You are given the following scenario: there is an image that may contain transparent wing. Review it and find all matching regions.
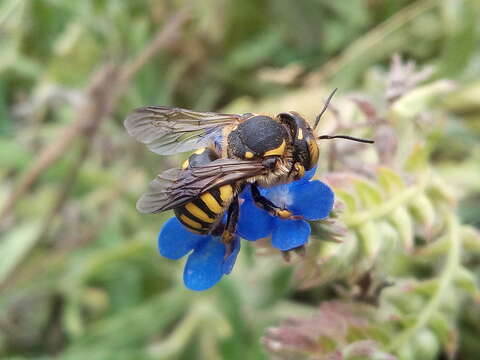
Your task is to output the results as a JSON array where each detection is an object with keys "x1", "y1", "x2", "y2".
[
  {"x1": 136, "y1": 158, "x2": 267, "y2": 213},
  {"x1": 124, "y1": 106, "x2": 246, "y2": 155}
]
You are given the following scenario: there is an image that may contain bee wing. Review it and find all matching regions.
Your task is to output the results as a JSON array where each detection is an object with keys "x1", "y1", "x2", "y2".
[
  {"x1": 124, "y1": 106, "x2": 248, "y2": 155},
  {"x1": 137, "y1": 158, "x2": 267, "y2": 213}
]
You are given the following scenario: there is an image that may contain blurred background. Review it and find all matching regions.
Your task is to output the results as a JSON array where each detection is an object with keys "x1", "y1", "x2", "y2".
[{"x1": 1, "y1": 1, "x2": 480, "y2": 359}]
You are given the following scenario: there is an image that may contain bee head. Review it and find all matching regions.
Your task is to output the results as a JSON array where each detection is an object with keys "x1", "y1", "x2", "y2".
[
  {"x1": 279, "y1": 89, "x2": 374, "y2": 178},
  {"x1": 278, "y1": 112, "x2": 319, "y2": 175}
]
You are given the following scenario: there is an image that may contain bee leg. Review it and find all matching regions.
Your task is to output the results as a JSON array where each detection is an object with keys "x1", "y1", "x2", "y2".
[
  {"x1": 221, "y1": 198, "x2": 239, "y2": 259},
  {"x1": 250, "y1": 184, "x2": 303, "y2": 220}
]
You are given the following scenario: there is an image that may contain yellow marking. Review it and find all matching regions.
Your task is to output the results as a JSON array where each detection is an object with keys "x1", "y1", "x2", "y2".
[
  {"x1": 277, "y1": 209, "x2": 292, "y2": 219},
  {"x1": 264, "y1": 139, "x2": 286, "y2": 157},
  {"x1": 180, "y1": 214, "x2": 202, "y2": 229},
  {"x1": 186, "y1": 202, "x2": 215, "y2": 223},
  {"x1": 200, "y1": 192, "x2": 223, "y2": 214},
  {"x1": 182, "y1": 159, "x2": 189, "y2": 169},
  {"x1": 295, "y1": 163, "x2": 305, "y2": 178},
  {"x1": 245, "y1": 151, "x2": 254, "y2": 159},
  {"x1": 297, "y1": 128, "x2": 304, "y2": 140},
  {"x1": 194, "y1": 148, "x2": 206, "y2": 155},
  {"x1": 219, "y1": 185, "x2": 233, "y2": 203},
  {"x1": 308, "y1": 138, "x2": 319, "y2": 165}
]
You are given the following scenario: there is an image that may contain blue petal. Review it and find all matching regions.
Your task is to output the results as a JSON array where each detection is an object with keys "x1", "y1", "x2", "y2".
[
  {"x1": 302, "y1": 167, "x2": 317, "y2": 182},
  {"x1": 289, "y1": 180, "x2": 334, "y2": 220},
  {"x1": 222, "y1": 236, "x2": 240, "y2": 275},
  {"x1": 183, "y1": 236, "x2": 225, "y2": 291},
  {"x1": 261, "y1": 183, "x2": 293, "y2": 210},
  {"x1": 239, "y1": 184, "x2": 253, "y2": 200},
  {"x1": 158, "y1": 217, "x2": 206, "y2": 260},
  {"x1": 271, "y1": 219, "x2": 311, "y2": 251},
  {"x1": 237, "y1": 199, "x2": 274, "y2": 241}
]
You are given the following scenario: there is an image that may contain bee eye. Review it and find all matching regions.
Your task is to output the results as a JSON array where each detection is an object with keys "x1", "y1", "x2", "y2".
[{"x1": 262, "y1": 157, "x2": 277, "y2": 169}]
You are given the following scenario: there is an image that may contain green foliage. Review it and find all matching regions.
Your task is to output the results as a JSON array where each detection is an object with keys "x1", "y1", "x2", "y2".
[
  {"x1": 1, "y1": 1, "x2": 480, "y2": 359},
  {"x1": 293, "y1": 83, "x2": 479, "y2": 359}
]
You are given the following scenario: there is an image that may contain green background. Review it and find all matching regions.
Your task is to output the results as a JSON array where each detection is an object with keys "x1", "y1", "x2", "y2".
[{"x1": 1, "y1": 1, "x2": 480, "y2": 359}]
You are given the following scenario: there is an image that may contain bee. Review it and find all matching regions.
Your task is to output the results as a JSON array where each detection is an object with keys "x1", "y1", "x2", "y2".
[{"x1": 124, "y1": 90, "x2": 373, "y2": 253}]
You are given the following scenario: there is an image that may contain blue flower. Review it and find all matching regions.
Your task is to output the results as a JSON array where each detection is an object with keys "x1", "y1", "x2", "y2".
[
  {"x1": 158, "y1": 217, "x2": 240, "y2": 291},
  {"x1": 237, "y1": 168, "x2": 334, "y2": 251},
  {"x1": 157, "y1": 168, "x2": 334, "y2": 291}
]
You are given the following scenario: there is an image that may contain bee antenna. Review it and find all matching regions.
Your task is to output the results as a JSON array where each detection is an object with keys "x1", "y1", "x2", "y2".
[
  {"x1": 317, "y1": 135, "x2": 374, "y2": 144},
  {"x1": 314, "y1": 88, "x2": 337, "y2": 130}
]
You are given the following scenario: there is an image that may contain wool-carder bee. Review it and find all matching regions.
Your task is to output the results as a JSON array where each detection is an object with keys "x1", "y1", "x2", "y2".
[{"x1": 125, "y1": 90, "x2": 373, "y2": 254}]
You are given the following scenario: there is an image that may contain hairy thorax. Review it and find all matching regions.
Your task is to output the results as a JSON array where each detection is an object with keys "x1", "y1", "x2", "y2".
[{"x1": 248, "y1": 148, "x2": 294, "y2": 188}]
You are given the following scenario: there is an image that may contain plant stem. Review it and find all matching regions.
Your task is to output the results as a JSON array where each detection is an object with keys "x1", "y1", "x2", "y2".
[
  {"x1": 387, "y1": 210, "x2": 461, "y2": 351},
  {"x1": 345, "y1": 174, "x2": 429, "y2": 227},
  {"x1": 306, "y1": 0, "x2": 438, "y2": 84}
]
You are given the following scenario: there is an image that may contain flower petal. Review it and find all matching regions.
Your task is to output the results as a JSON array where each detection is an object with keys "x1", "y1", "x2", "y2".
[
  {"x1": 237, "y1": 199, "x2": 274, "y2": 241},
  {"x1": 239, "y1": 184, "x2": 254, "y2": 200},
  {"x1": 302, "y1": 167, "x2": 317, "y2": 182},
  {"x1": 271, "y1": 219, "x2": 311, "y2": 251},
  {"x1": 158, "y1": 217, "x2": 206, "y2": 260},
  {"x1": 262, "y1": 184, "x2": 293, "y2": 209},
  {"x1": 289, "y1": 180, "x2": 334, "y2": 220},
  {"x1": 183, "y1": 237, "x2": 225, "y2": 291},
  {"x1": 222, "y1": 236, "x2": 240, "y2": 275}
]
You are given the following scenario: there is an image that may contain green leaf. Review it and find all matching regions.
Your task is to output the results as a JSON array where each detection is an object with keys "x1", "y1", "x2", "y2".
[
  {"x1": 412, "y1": 329, "x2": 440, "y2": 360},
  {"x1": 428, "y1": 312, "x2": 451, "y2": 345},
  {"x1": 336, "y1": 189, "x2": 358, "y2": 214},
  {"x1": 409, "y1": 193, "x2": 436, "y2": 228},
  {"x1": 460, "y1": 226, "x2": 480, "y2": 253},
  {"x1": 377, "y1": 221, "x2": 400, "y2": 251},
  {"x1": 412, "y1": 279, "x2": 439, "y2": 297},
  {"x1": 438, "y1": 0, "x2": 477, "y2": 76},
  {"x1": 354, "y1": 179, "x2": 383, "y2": 207},
  {"x1": 389, "y1": 207, "x2": 413, "y2": 252},
  {"x1": 376, "y1": 221, "x2": 401, "y2": 272},
  {"x1": 388, "y1": 290, "x2": 426, "y2": 315},
  {"x1": 443, "y1": 80, "x2": 480, "y2": 113},
  {"x1": 391, "y1": 80, "x2": 455, "y2": 120},
  {"x1": 0, "y1": 221, "x2": 41, "y2": 284},
  {"x1": 405, "y1": 143, "x2": 429, "y2": 172},
  {"x1": 453, "y1": 266, "x2": 478, "y2": 296},
  {"x1": 378, "y1": 167, "x2": 405, "y2": 195},
  {"x1": 357, "y1": 221, "x2": 382, "y2": 260},
  {"x1": 0, "y1": 138, "x2": 33, "y2": 170}
]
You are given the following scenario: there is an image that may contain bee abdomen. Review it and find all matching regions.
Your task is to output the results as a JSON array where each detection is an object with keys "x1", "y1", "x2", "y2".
[
  {"x1": 175, "y1": 147, "x2": 236, "y2": 234},
  {"x1": 174, "y1": 184, "x2": 235, "y2": 234},
  {"x1": 174, "y1": 201, "x2": 216, "y2": 234}
]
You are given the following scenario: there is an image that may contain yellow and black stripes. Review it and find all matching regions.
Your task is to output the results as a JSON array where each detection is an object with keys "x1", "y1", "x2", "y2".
[
  {"x1": 174, "y1": 184, "x2": 236, "y2": 234},
  {"x1": 175, "y1": 147, "x2": 238, "y2": 234},
  {"x1": 175, "y1": 203, "x2": 213, "y2": 234}
]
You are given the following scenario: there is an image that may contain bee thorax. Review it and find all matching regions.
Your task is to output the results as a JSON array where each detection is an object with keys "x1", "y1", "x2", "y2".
[{"x1": 250, "y1": 157, "x2": 294, "y2": 187}]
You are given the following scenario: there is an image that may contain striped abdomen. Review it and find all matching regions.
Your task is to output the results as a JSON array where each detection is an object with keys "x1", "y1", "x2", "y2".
[{"x1": 174, "y1": 147, "x2": 236, "y2": 234}]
